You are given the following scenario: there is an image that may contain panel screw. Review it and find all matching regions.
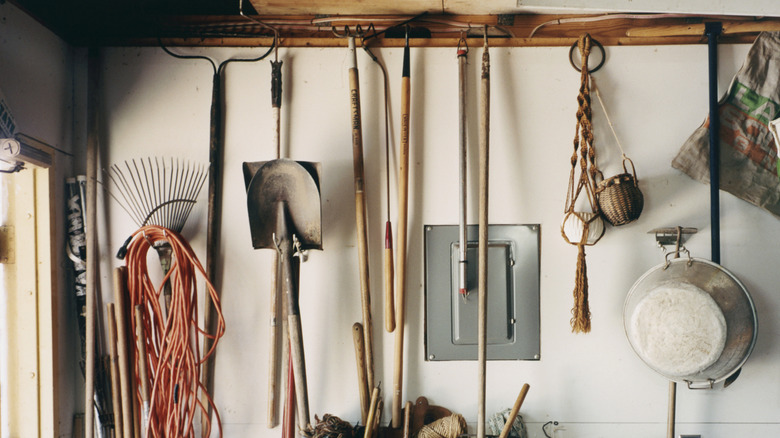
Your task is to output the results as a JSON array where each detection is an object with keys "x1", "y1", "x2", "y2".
[
  {"x1": 428, "y1": 354, "x2": 435, "y2": 360},
  {"x1": 534, "y1": 354, "x2": 540, "y2": 360},
  {"x1": 426, "y1": 226, "x2": 432, "y2": 232}
]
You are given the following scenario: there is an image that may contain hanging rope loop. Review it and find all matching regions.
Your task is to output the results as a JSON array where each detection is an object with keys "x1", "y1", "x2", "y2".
[{"x1": 562, "y1": 33, "x2": 605, "y2": 334}]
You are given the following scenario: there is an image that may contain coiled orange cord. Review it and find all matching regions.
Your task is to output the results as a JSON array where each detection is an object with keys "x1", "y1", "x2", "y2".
[{"x1": 124, "y1": 225, "x2": 226, "y2": 437}]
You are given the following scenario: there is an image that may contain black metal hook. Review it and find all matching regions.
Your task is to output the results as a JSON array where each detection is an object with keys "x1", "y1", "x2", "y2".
[{"x1": 568, "y1": 38, "x2": 606, "y2": 73}]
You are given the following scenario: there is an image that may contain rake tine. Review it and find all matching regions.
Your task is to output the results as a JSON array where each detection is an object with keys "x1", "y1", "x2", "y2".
[
  {"x1": 113, "y1": 163, "x2": 147, "y2": 227},
  {"x1": 108, "y1": 156, "x2": 207, "y2": 235},
  {"x1": 106, "y1": 166, "x2": 144, "y2": 226}
]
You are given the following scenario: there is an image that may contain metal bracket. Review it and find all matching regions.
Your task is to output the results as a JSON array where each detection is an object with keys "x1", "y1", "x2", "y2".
[{"x1": 648, "y1": 226, "x2": 697, "y2": 248}]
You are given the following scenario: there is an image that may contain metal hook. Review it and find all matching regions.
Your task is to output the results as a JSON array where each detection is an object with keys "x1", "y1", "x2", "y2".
[
  {"x1": 542, "y1": 421, "x2": 559, "y2": 438},
  {"x1": 331, "y1": 24, "x2": 368, "y2": 39},
  {"x1": 457, "y1": 31, "x2": 468, "y2": 54},
  {"x1": 292, "y1": 234, "x2": 309, "y2": 262},
  {"x1": 568, "y1": 37, "x2": 606, "y2": 73}
]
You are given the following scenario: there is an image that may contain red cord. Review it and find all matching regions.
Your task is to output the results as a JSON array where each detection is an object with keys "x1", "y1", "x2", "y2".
[{"x1": 125, "y1": 225, "x2": 226, "y2": 437}]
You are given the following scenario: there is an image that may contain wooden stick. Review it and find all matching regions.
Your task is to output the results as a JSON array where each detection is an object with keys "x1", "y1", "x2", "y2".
[
  {"x1": 113, "y1": 267, "x2": 134, "y2": 438},
  {"x1": 363, "y1": 387, "x2": 381, "y2": 438},
  {"x1": 402, "y1": 401, "x2": 412, "y2": 438},
  {"x1": 392, "y1": 31, "x2": 411, "y2": 429},
  {"x1": 268, "y1": 251, "x2": 282, "y2": 428},
  {"x1": 352, "y1": 323, "x2": 370, "y2": 425},
  {"x1": 667, "y1": 381, "x2": 676, "y2": 438},
  {"x1": 498, "y1": 384, "x2": 530, "y2": 438},
  {"x1": 85, "y1": 46, "x2": 100, "y2": 438},
  {"x1": 384, "y1": 221, "x2": 395, "y2": 333},
  {"x1": 349, "y1": 36, "x2": 376, "y2": 393},
  {"x1": 202, "y1": 69, "x2": 223, "y2": 437},
  {"x1": 134, "y1": 306, "x2": 151, "y2": 435},
  {"x1": 477, "y1": 32, "x2": 490, "y2": 438},
  {"x1": 282, "y1": 341, "x2": 296, "y2": 438},
  {"x1": 107, "y1": 304, "x2": 123, "y2": 438},
  {"x1": 627, "y1": 20, "x2": 780, "y2": 38}
]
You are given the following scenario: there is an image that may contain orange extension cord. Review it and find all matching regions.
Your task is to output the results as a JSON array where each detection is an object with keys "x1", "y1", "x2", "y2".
[{"x1": 124, "y1": 225, "x2": 226, "y2": 437}]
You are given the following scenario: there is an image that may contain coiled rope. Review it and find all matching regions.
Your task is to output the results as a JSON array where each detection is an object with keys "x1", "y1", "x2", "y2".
[
  {"x1": 124, "y1": 225, "x2": 226, "y2": 437},
  {"x1": 417, "y1": 414, "x2": 467, "y2": 438}
]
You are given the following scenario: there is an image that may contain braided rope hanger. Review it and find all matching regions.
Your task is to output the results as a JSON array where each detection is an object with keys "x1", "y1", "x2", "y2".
[{"x1": 561, "y1": 33, "x2": 605, "y2": 333}]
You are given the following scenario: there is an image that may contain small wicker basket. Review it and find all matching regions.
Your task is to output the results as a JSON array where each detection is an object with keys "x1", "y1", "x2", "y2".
[{"x1": 596, "y1": 157, "x2": 644, "y2": 226}]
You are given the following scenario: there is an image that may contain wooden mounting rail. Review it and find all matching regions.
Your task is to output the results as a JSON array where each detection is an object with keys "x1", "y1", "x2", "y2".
[{"x1": 73, "y1": 14, "x2": 779, "y2": 47}]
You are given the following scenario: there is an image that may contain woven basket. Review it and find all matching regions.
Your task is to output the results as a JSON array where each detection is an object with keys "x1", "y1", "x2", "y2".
[{"x1": 596, "y1": 157, "x2": 644, "y2": 226}]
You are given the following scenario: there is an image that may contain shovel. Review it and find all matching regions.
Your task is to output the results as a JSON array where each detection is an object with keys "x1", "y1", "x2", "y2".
[{"x1": 244, "y1": 158, "x2": 322, "y2": 432}]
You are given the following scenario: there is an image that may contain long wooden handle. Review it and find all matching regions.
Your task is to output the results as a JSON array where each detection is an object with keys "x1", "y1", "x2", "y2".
[
  {"x1": 402, "y1": 401, "x2": 412, "y2": 438},
  {"x1": 283, "y1": 341, "x2": 296, "y2": 438},
  {"x1": 392, "y1": 71, "x2": 411, "y2": 429},
  {"x1": 477, "y1": 40, "x2": 490, "y2": 438},
  {"x1": 107, "y1": 304, "x2": 124, "y2": 438},
  {"x1": 85, "y1": 47, "x2": 100, "y2": 438},
  {"x1": 667, "y1": 381, "x2": 676, "y2": 438},
  {"x1": 363, "y1": 387, "x2": 381, "y2": 438},
  {"x1": 384, "y1": 221, "x2": 395, "y2": 333},
  {"x1": 352, "y1": 323, "x2": 370, "y2": 424},
  {"x1": 113, "y1": 267, "x2": 135, "y2": 438},
  {"x1": 288, "y1": 314, "x2": 310, "y2": 432},
  {"x1": 498, "y1": 384, "x2": 530, "y2": 438},
  {"x1": 134, "y1": 306, "x2": 150, "y2": 432},
  {"x1": 202, "y1": 71, "x2": 223, "y2": 437},
  {"x1": 268, "y1": 251, "x2": 282, "y2": 428},
  {"x1": 626, "y1": 21, "x2": 780, "y2": 38},
  {"x1": 349, "y1": 37, "x2": 375, "y2": 394}
]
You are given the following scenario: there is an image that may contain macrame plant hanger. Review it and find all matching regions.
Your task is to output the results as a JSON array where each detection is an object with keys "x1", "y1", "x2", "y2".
[{"x1": 561, "y1": 34, "x2": 605, "y2": 333}]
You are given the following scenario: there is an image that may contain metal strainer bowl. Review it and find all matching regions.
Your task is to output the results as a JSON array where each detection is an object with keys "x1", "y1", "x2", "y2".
[{"x1": 624, "y1": 257, "x2": 757, "y2": 388}]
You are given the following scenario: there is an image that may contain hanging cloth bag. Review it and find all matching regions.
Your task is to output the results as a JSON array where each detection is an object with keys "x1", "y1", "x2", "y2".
[{"x1": 561, "y1": 34, "x2": 605, "y2": 333}]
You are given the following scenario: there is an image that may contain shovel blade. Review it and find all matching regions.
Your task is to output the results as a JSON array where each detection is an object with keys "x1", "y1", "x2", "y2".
[{"x1": 244, "y1": 158, "x2": 322, "y2": 250}]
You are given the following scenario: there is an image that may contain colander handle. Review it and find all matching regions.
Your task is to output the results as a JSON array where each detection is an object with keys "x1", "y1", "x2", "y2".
[{"x1": 685, "y1": 378, "x2": 715, "y2": 390}]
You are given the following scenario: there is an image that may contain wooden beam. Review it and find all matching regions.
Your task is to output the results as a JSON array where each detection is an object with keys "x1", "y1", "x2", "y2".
[{"x1": 83, "y1": 14, "x2": 770, "y2": 47}]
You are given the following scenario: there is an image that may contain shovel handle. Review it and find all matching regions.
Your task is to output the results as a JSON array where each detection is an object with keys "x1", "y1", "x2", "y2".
[{"x1": 268, "y1": 251, "x2": 282, "y2": 428}]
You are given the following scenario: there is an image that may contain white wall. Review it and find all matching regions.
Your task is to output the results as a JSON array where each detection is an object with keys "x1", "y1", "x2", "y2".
[{"x1": 93, "y1": 40, "x2": 780, "y2": 438}]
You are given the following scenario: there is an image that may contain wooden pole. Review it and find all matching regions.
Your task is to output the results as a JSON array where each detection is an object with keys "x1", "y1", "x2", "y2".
[
  {"x1": 106, "y1": 304, "x2": 123, "y2": 438},
  {"x1": 352, "y1": 323, "x2": 370, "y2": 425},
  {"x1": 113, "y1": 267, "x2": 134, "y2": 438},
  {"x1": 477, "y1": 31, "x2": 490, "y2": 438},
  {"x1": 392, "y1": 30, "x2": 411, "y2": 429},
  {"x1": 349, "y1": 36, "x2": 376, "y2": 393},
  {"x1": 498, "y1": 384, "x2": 530, "y2": 438},
  {"x1": 84, "y1": 46, "x2": 100, "y2": 438}
]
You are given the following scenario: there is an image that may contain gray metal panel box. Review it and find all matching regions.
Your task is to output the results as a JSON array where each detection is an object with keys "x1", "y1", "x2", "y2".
[{"x1": 424, "y1": 224, "x2": 540, "y2": 361}]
